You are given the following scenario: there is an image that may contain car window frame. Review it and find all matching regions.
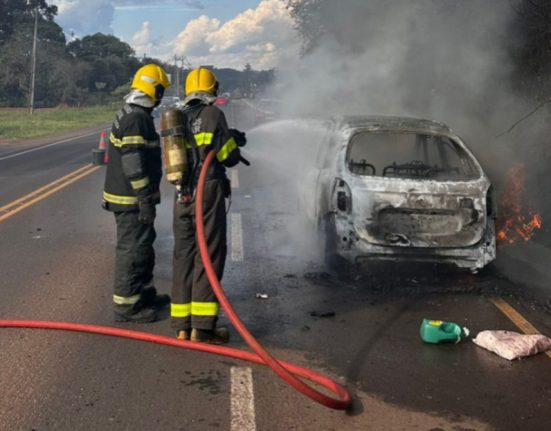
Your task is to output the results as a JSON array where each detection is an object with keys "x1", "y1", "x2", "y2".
[{"x1": 344, "y1": 128, "x2": 483, "y2": 181}]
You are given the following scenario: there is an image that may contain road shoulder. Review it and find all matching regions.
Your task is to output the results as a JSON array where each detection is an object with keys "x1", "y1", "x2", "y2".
[{"x1": 0, "y1": 124, "x2": 110, "y2": 148}]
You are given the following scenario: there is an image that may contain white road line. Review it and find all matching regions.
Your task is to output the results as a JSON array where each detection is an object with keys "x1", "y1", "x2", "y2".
[
  {"x1": 231, "y1": 169, "x2": 239, "y2": 189},
  {"x1": 231, "y1": 213, "x2": 243, "y2": 262},
  {"x1": 0, "y1": 130, "x2": 104, "y2": 161},
  {"x1": 231, "y1": 367, "x2": 256, "y2": 431}
]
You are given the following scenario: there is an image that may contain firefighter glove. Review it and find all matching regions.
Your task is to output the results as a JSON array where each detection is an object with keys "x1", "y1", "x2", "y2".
[
  {"x1": 138, "y1": 199, "x2": 156, "y2": 224},
  {"x1": 230, "y1": 129, "x2": 247, "y2": 147}
]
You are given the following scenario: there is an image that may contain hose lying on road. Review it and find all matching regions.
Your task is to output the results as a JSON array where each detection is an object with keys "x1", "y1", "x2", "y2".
[{"x1": 0, "y1": 150, "x2": 351, "y2": 411}]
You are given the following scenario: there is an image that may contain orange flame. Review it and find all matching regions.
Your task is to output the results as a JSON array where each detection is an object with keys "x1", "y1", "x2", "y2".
[{"x1": 496, "y1": 163, "x2": 542, "y2": 246}]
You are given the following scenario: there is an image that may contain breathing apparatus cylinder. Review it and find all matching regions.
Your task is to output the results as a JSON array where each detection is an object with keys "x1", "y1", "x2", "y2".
[{"x1": 160, "y1": 108, "x2": 188, "y2": 184}]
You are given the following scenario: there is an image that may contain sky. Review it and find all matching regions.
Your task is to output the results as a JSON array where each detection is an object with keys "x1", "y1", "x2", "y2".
[{"x1": 50, "y1": 0, "x2": 301, "y2": 70}]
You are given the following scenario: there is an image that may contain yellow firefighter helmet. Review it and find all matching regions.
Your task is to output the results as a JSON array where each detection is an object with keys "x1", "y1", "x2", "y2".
[
  {"x1": 185, "y1": 67, "x2": 218, "y2": 96},
  {"x1": 131, "y1": 64, "x2": 171, "y2": 102}
]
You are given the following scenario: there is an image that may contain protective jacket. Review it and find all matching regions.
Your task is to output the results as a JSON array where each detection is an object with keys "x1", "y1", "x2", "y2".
[
  {"x1": 171, "y1": 98, "x2": 241, "y2": 332},
  {"x1": 181, "y1": 100, "x2": 241, "y2": 188},
  {"x1": 103, "y1": 103, "x2": 162, "y2": 212}
]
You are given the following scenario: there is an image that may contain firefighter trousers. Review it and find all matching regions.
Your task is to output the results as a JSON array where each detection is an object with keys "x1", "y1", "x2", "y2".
[
  {"x1": 171, "y1": 179, "x2": 227, "y2": 331},
  {"x1": 113, "y1": 211, "x2": 156, "y2": 302}
]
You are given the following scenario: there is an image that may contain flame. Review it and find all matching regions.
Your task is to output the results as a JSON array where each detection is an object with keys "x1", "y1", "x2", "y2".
[{"x1": 496, "y1": 163, "x2": 542, "y2": 246}]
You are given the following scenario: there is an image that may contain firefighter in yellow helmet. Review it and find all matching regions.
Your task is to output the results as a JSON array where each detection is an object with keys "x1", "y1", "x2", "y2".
[
  {"x1": 171, "y1": 67, "x2": 247, "y2": 343},
  {"x1": 103, "y1": 64, "x2": 171, "y2": 323}
]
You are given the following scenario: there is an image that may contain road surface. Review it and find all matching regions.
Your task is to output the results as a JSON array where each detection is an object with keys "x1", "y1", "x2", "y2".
[{"x1": 0, "y1": 102, "x2": 550, "y2": 430}]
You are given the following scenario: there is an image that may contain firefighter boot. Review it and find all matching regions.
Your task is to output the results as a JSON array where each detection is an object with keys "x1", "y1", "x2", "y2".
[
  {"x1": 191, "y1": 327, "x2": 230, "y2": 344},
  {"x1": 141, "y1": 286, "x2": 171, "y2": 308},
  {"x1": 176, "y1": 330, "x2": 190, "y2": 341},
  {"x1": 114, "y1": 303, "x2": 157, "y2": 323}
]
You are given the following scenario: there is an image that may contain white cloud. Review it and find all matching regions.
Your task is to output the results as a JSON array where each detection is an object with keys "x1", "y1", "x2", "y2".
[
  {"x1": 52, "y1": 0, "x2": 300, "y2": 70},
  {"x1": 131, "y1": 21, "x2": 152, "y2": 57},
  {"x1": 171, "y1": 0, "x2": 300, "y2": 69},
  {"x1": 173, "y1": 15, "x2": 221, "y2": 57},
  {"x1": 53, "y1": 0, "x2": 115, "y2": 35}
]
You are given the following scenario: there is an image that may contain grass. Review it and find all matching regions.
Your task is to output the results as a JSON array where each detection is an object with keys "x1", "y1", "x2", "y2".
[{"x1": 0, "y1": 106, "x2": 117, "y2": 141}]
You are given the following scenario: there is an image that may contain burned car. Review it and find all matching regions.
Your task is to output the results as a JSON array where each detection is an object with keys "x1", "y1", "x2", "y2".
[{"x1": 313, "y1": 116, "x2": 496, "y2": 273}]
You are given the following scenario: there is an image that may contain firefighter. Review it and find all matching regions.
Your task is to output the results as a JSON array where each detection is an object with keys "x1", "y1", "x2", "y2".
[
  {"x1": 103, "y1": 64, "x2": 171, "y2": 323},
  {"x1": 171, "y1": 67, "x2": 246, "y2": 343}
]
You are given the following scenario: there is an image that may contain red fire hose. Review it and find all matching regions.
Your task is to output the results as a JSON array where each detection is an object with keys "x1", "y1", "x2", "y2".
[{"x1": 0, "y1": 151, "x2": 351, "y2": 410}]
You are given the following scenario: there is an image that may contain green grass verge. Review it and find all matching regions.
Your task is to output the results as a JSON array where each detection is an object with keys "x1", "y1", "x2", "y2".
[{"x1": 0, "y1": 106, "x2": 117, "y2": 140}]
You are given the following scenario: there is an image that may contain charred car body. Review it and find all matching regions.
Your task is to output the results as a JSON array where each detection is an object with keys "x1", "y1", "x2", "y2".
[{"x1": 313, "y1": 116, "x2": 496, "y2": 272}]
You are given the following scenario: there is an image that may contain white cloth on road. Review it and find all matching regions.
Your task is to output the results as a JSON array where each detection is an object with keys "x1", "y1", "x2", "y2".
[{"x1": 473, "y1": 330, "x2": 551, "y2": 360}]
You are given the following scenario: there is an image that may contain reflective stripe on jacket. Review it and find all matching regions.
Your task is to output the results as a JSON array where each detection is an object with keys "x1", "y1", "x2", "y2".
[
  {"x1": 183, "y1": 103, "x2": 241, "y2": 180},
  {"x1": 103, "y1": 104, "x2": 162, "y2": 212}
]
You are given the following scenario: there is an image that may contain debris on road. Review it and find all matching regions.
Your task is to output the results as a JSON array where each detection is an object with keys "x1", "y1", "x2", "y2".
[
  {"x1": 256, "y1": 293, "x2": 269, "y2": 299},
  {"x1": 420, "y1": 319, "x2": 469, "y2": 344},
  {"x1": 304, "y1": 272, "x2": 332, "y2": 281},
  {"x1": 310, "y1": 310, "x2": 336, "y2": 318},
  {"x1": 473, "y1": 330, "x2": 551, "y2": 360}
]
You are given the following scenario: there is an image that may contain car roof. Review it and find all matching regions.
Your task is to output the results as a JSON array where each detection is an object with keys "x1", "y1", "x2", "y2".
[{"x1": 332, "y1": 115, "x2": 455, "y2": 136}]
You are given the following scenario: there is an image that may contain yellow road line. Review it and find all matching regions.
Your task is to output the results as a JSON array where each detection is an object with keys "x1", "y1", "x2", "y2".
[
  {"x1": 491, "y1": 297, "x2": 551, "y2": 359},
  {"x1": 0, "y1": 164, "x2": 93, "y2": 213},
  {"x1": 0, "y1": 164, "x2": 100, "y2": 223}
]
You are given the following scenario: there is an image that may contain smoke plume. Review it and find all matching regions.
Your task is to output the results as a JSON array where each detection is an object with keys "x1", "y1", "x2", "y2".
[{"x1": 272, "y1": 1, "x2": 533, "y2": 169}]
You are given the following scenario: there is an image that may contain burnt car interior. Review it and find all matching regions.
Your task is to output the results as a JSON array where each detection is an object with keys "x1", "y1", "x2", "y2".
[{"x1": 347, "y1": 131, "x2": 480, "y2": 180}]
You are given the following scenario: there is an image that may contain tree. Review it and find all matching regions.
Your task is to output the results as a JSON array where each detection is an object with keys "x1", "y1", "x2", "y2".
[
  {"x1": 66, "y1": 33, "x2": 141, "y2": 95},
  {"x1": 0, "y1": 0, "x2": 65, "y2": 106},
  {"x1": 0, "y1": 1, "x2": 65, "y2": 107},
  {"x1": 0, "y1": 0, "x2": 57, "y2": 46},
  {"x1": 67, "y1": 33, "x2": 135, "y2": 60},
  {"x1": 0, "y1": 30, "x2": 33, "y2": 106}
]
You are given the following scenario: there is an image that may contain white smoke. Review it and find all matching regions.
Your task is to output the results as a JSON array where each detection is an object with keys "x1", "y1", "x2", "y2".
[{"x1": 266, "y1": 0, "x2": 537, "y2": 181}]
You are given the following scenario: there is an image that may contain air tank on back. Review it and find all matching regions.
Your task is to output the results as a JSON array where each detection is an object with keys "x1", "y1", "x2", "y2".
[{"x1": 160, "y1": 107, "x2": 188, "y2": 184}]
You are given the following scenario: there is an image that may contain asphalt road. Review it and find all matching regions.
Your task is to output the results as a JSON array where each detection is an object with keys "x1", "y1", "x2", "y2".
[{"x1": 0, "y1": 102, "x2": 550, "y2": 430}]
